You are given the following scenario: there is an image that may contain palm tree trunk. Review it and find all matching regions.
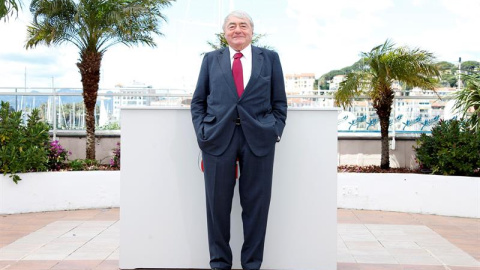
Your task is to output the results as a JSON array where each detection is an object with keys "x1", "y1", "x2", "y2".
[
  {"x1": 77, "y1": 50, "x2": 102, "y2": 160},
  {"x1": 373, "y1": 88, "x2": 394, "y2": 169},
  {"x1": 378, "y1": 115, "x2": 390, "y2": 169}
]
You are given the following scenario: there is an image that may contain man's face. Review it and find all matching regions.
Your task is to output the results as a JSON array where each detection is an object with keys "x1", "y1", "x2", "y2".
[{"x1": 224, "y1": 16, "x2": 253, "y2": 51}]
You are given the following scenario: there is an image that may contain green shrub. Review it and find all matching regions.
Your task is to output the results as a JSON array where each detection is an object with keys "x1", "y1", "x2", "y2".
[
  {"x1": 68, "y1": 159, "x2": 99, "y2": 171},
  {"x1": 414, "y1": 119, "x2": 480, "y2": 176},
  {"x1": 69, "y1": 159, "x2": 85, "y2": 171},
  {"x1": 0, "y1": 101, "x2": 50, "y2": 183},
  {"x1": 98, "y1": 122, "x2": 121, "y2": 130}
]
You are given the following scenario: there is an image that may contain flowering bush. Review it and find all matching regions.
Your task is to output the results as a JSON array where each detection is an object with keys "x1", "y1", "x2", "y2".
[
  {"x1": 48, "y1": 140, "x2": 71, "y2": 171},
  {"x1": 110, "y1": 142, "x2": 120, "y2": 169}
]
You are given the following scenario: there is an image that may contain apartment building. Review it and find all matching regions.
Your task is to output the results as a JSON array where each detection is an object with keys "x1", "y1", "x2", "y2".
[{"x1": 285, "y1": 73, "x2": 316, "y2": 94}]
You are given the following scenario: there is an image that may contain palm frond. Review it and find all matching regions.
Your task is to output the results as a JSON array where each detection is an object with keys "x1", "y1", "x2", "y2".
[
  {"x1": 387, "y1": 46, "x2": 440, "y2": 90},
  {"x1": 0, "y1": 0, "x2": 21, "y2": 20},
  {"x1": 26, "y1": 0, "x2": 175, "y2": 53},
  {"x1": 334, "y1": 71, "x2": 370, "y2": 108},
  {"x1": 452, "y1": 73, "x2": 480, "y2": 130},
  {"x1": 26, "y1": 0, "x2": 79, "y2": 49}
]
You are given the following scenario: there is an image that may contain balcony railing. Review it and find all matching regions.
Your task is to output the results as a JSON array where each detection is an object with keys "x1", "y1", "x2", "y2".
[{"x1": 0, "y1": 87, "x2": 458, "y2": 140}]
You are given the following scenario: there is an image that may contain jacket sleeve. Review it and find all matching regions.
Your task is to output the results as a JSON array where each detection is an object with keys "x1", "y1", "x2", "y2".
[
  {"x1": 271, "y1": 51, "x2": 288, "y2": 138},
  {"x1": 191, "y1": 54, "x2": 210, "y2": 139}
]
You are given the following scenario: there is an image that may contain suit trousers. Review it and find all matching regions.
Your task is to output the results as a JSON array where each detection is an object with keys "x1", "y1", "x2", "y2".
[{"x1": 202, "y1": 125, "x2": 275, "y2": 270}]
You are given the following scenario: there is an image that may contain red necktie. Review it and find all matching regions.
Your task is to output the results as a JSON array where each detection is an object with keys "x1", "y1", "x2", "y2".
[{"x1": 232, "y1": 52, "x2": 244, "y2": 97}]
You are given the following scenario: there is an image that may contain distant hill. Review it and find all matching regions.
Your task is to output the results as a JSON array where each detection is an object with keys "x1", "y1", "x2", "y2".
[
  {"x1": 0, "y1": 88, "x2": 114, "y2": 112},
  {"x1": 436, "y1": 60, "x2": 480, "y2": 87},
  {"x1": 317, "y1": 59, "x2": 366, "y2": 90},
  {"x1": 0, "y1": 89, "x2": 82, "y2": 110},
  {"x1": 318, "y1": 60, "x2": 480, "y2": 89},
  {"x1": 0, "y1": 91, "x2": 49, "y2": 109}
]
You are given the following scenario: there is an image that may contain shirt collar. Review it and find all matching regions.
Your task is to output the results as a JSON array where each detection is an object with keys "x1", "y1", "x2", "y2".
[{"x1": 229, "y1": 44, "x2": 252, "y2": 60}]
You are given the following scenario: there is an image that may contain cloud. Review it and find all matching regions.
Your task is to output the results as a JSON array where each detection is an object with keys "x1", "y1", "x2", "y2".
[
  {"x1": 411, "y1": 0, "x2": 428, "y2": 7},
  {"x1": 1, "y1": 0, "x2": 478, "y2": 88},
  {"x1": 286, "y1": 0, "x2": 393, "y2": 46},
  {"x1": 0, "y1": 51, "x2": 57, "y2": 64},
  {"x1": 0, "y1": 27, "x2": 79, "y2": 87},
  {"x1": 390, "y1": 0, "x2": 480, "y2": 62},
  {"x1": 284, "y1": 0, "x2": 394, "y2": 75},
  {"x1": 283, "y1": 0, "x2": 479, "y2": 77},
  {"x1": 440, "y1": 0, "x2": 480, "y2": 60},
  {"x1": 98, "y1": 38, "x2": 204, "y2": 90}
]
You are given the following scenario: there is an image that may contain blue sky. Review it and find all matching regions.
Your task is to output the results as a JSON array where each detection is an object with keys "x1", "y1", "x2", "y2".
[{"x1": 0, "y1": 0, "x2": 479, "y2": 91}]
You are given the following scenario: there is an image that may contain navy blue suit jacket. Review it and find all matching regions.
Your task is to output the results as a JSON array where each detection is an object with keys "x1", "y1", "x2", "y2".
[{"x1": 191, "y1": 46, "x2": 287, "y2": 157}]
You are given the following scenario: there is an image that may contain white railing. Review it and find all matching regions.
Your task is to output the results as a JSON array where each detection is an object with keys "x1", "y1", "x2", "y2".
[{"x1": 0, "y1": 87, "x2": 457, "y2": 140}]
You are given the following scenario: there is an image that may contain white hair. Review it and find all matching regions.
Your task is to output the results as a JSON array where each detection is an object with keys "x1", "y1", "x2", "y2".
[{"x1": 223, "y1": 10, "x2": 254, "y2": 31}]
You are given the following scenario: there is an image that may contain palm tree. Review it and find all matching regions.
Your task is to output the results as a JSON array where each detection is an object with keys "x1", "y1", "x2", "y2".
[
  {"x1": 26, "y1": 0, "x2": 175, "y2": 159},
  {"x1": 453, "y1": 73, "x2": 480, "y2": 131},
  {"x1": 0, "y1": 0, "x2": 21, "y2": 20},
  {"x1": 335, "y1": 40, "x2": 439, "y2": 169}
]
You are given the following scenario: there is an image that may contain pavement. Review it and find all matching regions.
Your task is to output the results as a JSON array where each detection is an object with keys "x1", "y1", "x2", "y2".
[{"x1": 0, "y1": 208, "x2": 478, "y2": 270}]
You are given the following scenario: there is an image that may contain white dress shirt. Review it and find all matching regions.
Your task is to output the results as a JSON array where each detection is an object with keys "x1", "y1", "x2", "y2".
[{"x1": 229, "y1": 44, "x2": 252, "y2": 90}]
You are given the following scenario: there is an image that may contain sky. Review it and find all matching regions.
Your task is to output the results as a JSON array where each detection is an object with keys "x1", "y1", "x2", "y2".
[{"x1": 0, "y1": 0, "x2": 479, "y2": 92}]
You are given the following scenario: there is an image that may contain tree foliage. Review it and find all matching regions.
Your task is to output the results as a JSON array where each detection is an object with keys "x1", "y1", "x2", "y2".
[
  {"x1": 334, "y1": 39, "x2": 440, "y2": 169},
  {"x1": 435, "y1": 60, "x2": 480, "y2": 87},
  {"x1": 26, "y1": 0, "x2": 174, "y2": 51},
  {"x1": 452, "y1": 73, "x2": 480, "y2": 131},
  {"x1": 462, "y1": 61, "x2": 480, "y2": 72},
  {"x1": 436, "y1": 61, "x2": 455, "y2": 71},
  {"x1": 0, "y1": 0, "x2": 21, "y2": 20}
]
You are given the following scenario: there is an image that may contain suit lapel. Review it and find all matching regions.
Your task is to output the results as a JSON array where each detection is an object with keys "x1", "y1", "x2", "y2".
[
  {"x1": 218, "y1": 48, "x2": 237, "y2": 96},
  {"x1": 217, "y1": 46, "x2": 264, "y2": 99}
]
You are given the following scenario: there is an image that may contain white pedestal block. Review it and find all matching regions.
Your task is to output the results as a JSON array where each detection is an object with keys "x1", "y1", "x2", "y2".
[{"x1": 120, "y1": 107, "x2": 338, "y2": 270}]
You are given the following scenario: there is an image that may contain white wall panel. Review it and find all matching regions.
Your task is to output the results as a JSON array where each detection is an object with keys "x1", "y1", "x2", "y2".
[{"x1": 120, "y1": 108, "x2": 338, "y2": 270}]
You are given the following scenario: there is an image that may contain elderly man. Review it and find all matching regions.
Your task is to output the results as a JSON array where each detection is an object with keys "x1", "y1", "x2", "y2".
[{"x1": 191, "y1": 10, "x2": 287, "y2": 270}]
